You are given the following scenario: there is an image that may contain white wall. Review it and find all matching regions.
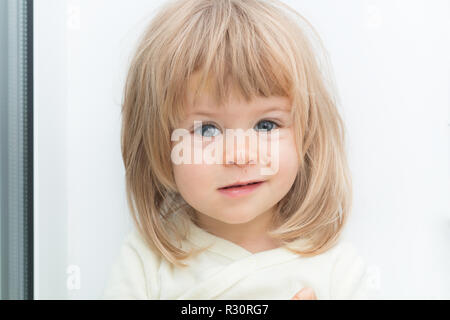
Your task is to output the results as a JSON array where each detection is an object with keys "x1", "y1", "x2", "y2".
[{"x1": 35, "y1": 0, "x2": 450, "y2": 299}]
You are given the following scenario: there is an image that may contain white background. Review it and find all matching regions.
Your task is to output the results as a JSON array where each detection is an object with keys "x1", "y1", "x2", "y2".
[{"x1": 34, "y1": 0, "x2": 450, "y2": 299}]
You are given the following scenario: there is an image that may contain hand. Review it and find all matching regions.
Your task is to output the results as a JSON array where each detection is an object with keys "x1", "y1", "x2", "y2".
[{"x1": 291, "y1": 287, "x2": 317, "y2": 300}]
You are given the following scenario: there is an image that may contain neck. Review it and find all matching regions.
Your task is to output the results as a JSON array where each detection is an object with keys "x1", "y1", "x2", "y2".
[{"x1": 195, "y1": 207, "x2": 282, "y2": 253}]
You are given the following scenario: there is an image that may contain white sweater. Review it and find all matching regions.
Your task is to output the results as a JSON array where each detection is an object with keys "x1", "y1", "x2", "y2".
[{"x1": 102, "y1": 215, "x2": 380, "y2": 300}]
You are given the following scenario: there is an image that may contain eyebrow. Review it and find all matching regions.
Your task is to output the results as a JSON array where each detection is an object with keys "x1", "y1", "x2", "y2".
[{"x1": 190, "y1": 105, "x2": 290, "y2": 117}]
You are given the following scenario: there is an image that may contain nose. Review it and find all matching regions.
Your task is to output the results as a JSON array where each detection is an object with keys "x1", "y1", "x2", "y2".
[{"x1": 223, "y1": 129, "x2": 258, "y2": 167}]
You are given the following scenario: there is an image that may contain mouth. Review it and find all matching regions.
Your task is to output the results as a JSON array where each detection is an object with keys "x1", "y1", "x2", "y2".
[
  {"x1": 217, "y1": 180, "x2": 266, "y2": 198},
  {"x1": 218, "y1": 180, "x2": 265, "y2": 190}
]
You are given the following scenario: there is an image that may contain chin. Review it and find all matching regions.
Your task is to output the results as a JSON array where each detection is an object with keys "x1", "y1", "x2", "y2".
[{"x1": 214, "y1": 213, "x2": 261, "y2": 225}]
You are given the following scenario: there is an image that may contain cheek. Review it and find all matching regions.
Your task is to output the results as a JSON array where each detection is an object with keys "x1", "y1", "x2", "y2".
[
  {"x1": 172, "y1": 163, "x2": 215, "y2": 203},
  {"x1": 272, "y1": 131, "x2": 299, "y2": 185},
  {"x1": 279, "y1": 137, "x2": 299, "y2": 172}
]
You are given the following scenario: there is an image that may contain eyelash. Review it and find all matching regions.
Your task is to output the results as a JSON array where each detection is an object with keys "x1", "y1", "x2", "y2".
[{"x1": 190, "y1": 119, "x2": 281, "y2": 136}]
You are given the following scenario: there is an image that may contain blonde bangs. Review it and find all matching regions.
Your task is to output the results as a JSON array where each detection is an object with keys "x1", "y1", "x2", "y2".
[{"x1": 121, "y1": 0, "x2": 353, "y2": 266}]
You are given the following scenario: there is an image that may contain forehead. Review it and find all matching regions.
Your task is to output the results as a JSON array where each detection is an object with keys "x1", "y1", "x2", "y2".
[
  {"x1": 184, "y1": 72, "x2": 291, "y2": 115},
  {"x1": 187, "y1": 95, "x2": 291, "y2": 117},
  {"x1": 186, "y1": 83, "x2": 290, "y2": 116}
]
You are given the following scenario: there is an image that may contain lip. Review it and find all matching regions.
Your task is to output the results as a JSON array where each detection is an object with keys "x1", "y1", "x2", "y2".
[
  {"x1": 219, "y1": 179, "x2": 265, "y2": 189},
  {"x1": 217, "y1": 180, "x2": 265, "y2": 198}
]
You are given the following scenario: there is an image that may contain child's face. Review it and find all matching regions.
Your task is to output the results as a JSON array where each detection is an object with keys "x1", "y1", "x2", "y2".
[{"x1": 171, "y1": 83, "x2": 299, "y2": 226}]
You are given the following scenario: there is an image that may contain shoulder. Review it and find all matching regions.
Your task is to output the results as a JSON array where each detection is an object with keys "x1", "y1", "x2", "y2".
[
  {"x1": 126, "y1": 229, "x2": 163, "y2": 261},
  {"x1": 102, "y1": 229, "x2": 162, "y2": 300},
  {"x1": 328, "y1": 240, "x2": 381, "y2": 299},
  {"x1": 118, "y1": 229, "x2": 163, "y2": 269},
  {"x1": 330, "y1": 240, "x2": 362, "y2": 262}
]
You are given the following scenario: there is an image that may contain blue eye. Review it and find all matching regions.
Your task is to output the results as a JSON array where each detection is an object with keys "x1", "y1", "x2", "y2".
[
  {"x1": 193, "y1": 123, "x2": 221, "y2": 137},
  {"x1": 254, "y1": 120, "x2": 279, "y2": 132},
  {"x1": 191, "y1": 120, "x2": 279, "y2": 136}
]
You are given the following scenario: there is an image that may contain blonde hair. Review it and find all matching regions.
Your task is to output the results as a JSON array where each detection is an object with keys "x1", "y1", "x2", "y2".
[{"x1": 121, "y1": 0, "x2": 353, "y2": 267}]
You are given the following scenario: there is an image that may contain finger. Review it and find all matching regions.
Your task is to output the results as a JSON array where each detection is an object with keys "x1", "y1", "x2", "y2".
[
  {"x1": 292, "y1": 287, "x2": 316, "y2": 300},
  {"x1": 291, "y1": 287, "x2": 317, "y2": 300}
]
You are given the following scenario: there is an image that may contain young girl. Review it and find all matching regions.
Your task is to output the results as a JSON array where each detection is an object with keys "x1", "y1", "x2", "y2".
[{"x1": 103, "y1": 0, "x2": 379, "y2": 299}]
